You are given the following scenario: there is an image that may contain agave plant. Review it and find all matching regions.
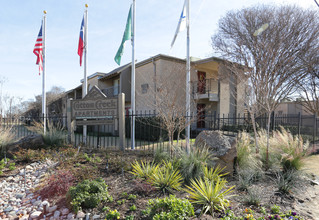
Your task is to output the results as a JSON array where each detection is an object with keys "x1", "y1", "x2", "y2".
[
  {"x1": 148, "y1": 161, "x2": 183, "y2": 194},
  {"x1": 130, "y1": 160, "x2": 160, "y2": 180},
  {"x1": 185, "y1": 177, "x2": 234, "y2": 215}
]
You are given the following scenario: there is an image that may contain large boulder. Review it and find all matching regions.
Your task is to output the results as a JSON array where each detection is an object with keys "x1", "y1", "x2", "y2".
[
  {"x1": 6, "y1": 134, "x2": 45, "y2": 157},
  {"x1": 195, "y1": 130, "x2": 237, "y2": 174}
]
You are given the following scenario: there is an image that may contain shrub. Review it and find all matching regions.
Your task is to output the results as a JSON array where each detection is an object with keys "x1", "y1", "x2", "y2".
[
  {"x1": 67, "y1": 178, "x2": 111, "y2": 213},
  {"x1": 179, "y1": 146, "x2": 211, "y2": 184},
  {"x1": 185, "y1": 177, "x2": 234, "y2": 215},
  {"x1": 143, "y1": 195, "x2": 194, "y2": 220},
  {"x1": 38, "y1": 169, "x2": 75, "y2": 199},
  {"x1": 149, "y1": 161, "x2": 183, "y2": 194},
  {"x1": 130, "y1": 160, "x2": 160, "y2": 180}
]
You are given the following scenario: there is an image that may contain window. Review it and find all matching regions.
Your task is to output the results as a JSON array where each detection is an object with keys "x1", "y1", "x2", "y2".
[{"x1": 141, "y1": 83, "x2": 149, "y2": 94}]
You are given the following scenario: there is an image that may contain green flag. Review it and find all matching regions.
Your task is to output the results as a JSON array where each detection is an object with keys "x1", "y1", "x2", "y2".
[{"x1": 114, "y1": 5, "x2": 132, "y2": 65}]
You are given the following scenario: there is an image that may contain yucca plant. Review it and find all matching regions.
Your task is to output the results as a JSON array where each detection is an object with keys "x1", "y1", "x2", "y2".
[
  {"x1": 130, "y1": 160, "x2": 160, "y2": 180},
  {"x1": 203, "y1": 165, "x2": 228, "y2": 183},
  {"x1": 185, "y1": 177, "x2": 234, "y2": 215},
  {"x1": 148, "y1": 161, "x2": 183, "y2": 194}
]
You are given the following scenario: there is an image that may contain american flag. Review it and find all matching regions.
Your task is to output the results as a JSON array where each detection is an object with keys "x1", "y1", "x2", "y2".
[
  {"x1": 33, "y1": 24, "x2": 43, "y2": 75},
  {"x1": 78, "y1": 17, "x2": 84, "y2": 66}
]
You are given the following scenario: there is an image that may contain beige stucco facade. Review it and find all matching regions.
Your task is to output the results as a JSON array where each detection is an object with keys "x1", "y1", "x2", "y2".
[{"x1": 62, "y1": 54, "x2": 246, "y2": 130}]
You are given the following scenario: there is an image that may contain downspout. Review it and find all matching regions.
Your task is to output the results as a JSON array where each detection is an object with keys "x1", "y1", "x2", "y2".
[{"x1": 152, "y1": 58, "x2": 157, "y2": 111}]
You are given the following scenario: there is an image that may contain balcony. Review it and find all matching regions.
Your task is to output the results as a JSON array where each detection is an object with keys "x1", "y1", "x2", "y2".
[
  {"x1": 192, "y1": 78, "x2": 219, "y2": 102},
  {"x1": 102, "y1": 85, "x2": 119, "y2": 97}
]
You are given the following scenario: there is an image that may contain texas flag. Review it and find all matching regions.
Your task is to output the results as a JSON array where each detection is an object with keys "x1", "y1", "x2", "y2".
[{"x1": 78, "y1": 17, "x2": 84, "y2": 66}]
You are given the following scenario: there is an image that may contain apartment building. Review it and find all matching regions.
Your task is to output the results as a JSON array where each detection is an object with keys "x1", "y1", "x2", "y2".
[{"x1": 62, "y1": 54, "x2": 246, "y2": 130}]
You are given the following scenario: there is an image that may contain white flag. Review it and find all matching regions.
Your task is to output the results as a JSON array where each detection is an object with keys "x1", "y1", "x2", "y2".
[{"x1": 171, "y1": 0, "x2": 187, "y2": 48}]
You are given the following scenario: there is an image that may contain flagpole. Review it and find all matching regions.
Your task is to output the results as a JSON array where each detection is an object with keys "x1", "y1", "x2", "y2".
[
  {"x1": 131, "y1": 0, "x2": 136, "y2": 150},
  {"x1": 186, "y1": 0, "x2": 191, "y2": 153},
  {"x1": 42, "y1": 11, "x2": 47, "y2": 134},
  {"x1": 83, "y1": 4, "x2": 88, "y2": 144}
]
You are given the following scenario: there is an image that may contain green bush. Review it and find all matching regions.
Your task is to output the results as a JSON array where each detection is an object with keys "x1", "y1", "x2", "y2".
[
  {"x1": 143, "y1": 195, "x2": 194, "y2": 220},
  {"x1": 67, "y1": 178, "x2": 111, "y2": 213}
]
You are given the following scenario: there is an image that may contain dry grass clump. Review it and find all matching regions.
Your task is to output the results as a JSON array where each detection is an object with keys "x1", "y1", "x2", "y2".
[
  {"x1": 30, "y1": 120, "x2": 67, "y2": 147},
  {"x1": 258, "y1": 127, "x2": 309, "y2": 171},
  {"x1": 0, "y1": 125, "x2": 15, "y2": 156}
]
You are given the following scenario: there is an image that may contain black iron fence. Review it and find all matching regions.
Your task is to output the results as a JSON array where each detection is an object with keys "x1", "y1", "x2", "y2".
[{"x1": 1, "y1": 112, "x2": 318, "y2": 150}]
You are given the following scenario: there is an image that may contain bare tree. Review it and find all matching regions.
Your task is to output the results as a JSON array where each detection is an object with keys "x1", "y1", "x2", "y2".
[
  {"x1": 23, "y1": 86, "x2": 65, "y2": 117},
  {"x1": 136, "y1": 61, "x2": 197, "y2": 154},
  {"x1": 296, "y1": 48, "x2": 319, "y2": 116},
  {"x1": 212, "y1": 5, "x2": 319, "y2": 167}
]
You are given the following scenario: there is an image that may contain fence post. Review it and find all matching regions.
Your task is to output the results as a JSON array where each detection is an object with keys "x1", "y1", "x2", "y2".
[
  {"x1": 297, "y1": 112, "x2": 301, "y2": 138},
  {"x1": 67, "y1": 98, "x2": 73, "y2": 144},
  {"x1": 118, "y1": 93, "x2": 126, "y2": 151},
  {"x1": 271, "y1": 111, "x2": 275, "y2": 131}
]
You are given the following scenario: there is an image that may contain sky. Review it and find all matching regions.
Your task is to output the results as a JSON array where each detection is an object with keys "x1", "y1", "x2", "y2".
[{"x1": 0, "y1": 0, "x2": 316, "y2": 103}]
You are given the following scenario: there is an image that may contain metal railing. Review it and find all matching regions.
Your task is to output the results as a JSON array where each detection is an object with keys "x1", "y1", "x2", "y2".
[
  {"x1": 102, "y1": 85, "x2": 120, "y2": 97},
  {"x1": 192, "y1": 78, "x2": 219, "y2": 101}
]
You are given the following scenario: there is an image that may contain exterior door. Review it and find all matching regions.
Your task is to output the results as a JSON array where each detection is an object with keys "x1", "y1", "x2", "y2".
[
  {"x1": 197, "y1": 104, "x2": 206, "y2": 128},
  {"x1": 197, "y1": 71, "x2": 206, "y2": 94}
]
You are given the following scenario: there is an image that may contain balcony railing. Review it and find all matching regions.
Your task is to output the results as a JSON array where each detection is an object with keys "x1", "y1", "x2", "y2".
[
  {"x1": 102, "y1": 85, "x2": 119, "y2": 97},
  {"x1": 192, "y1": 78, "x2": 219, "y2": 101}
]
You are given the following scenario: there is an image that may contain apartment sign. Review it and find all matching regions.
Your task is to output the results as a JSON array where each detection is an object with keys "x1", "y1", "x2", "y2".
[{"x1": 71, "y1": 86, "x2": 118, "y2": 121}]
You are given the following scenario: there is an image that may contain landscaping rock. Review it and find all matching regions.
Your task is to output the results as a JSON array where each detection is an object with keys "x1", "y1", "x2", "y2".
[
  {"x1": 30, "y1": 211, "x2": 42, "y2": 219},
  {"x1": 6, "y1": 134, "x2": 45, "y2": 157},
  {"x1": 48, "y1": 205, "x2": 57, "y2": 213},
  {"x1": 195, "y1": 130, "x2": 237, "y2": 174},
  {"x1": 76, "y1": 211, "x2": 85, "y2": 219}
]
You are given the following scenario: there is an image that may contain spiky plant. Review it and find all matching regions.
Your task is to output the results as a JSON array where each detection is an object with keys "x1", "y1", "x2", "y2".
[
  {"x1": 148, "y1": 161, "x2": 183, "y2": 194},
  {"x1": 130, "y1": 160, "x2": 160, "y2": 180},
  {"x1": 179, "y1": 146, "x2": 212, "y2": 184},
  {"x1": 185, "y1": 177, "x2": 234, "y2": 215},
  {"x1": 203, "y1": 165, "x2": 228, "y2": 183}
]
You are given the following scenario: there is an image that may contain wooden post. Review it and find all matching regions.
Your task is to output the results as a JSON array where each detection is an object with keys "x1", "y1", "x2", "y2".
[{"x1": 118, "y1": 93, "x2": 126, "y2": 151}]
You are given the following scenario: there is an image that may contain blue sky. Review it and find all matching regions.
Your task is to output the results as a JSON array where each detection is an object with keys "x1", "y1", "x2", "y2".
[{"x1": 0, "y1": 0, "x2": 316, "y2": 102}]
